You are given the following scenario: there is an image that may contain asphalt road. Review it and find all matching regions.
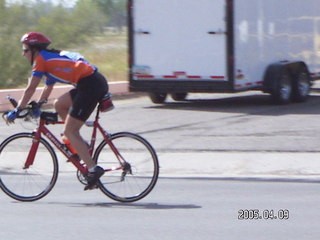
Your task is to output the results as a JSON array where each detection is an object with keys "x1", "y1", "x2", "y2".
[
  {"x1": 0, "y1": 176, "x2": 319, "y2": 240},
  {"x1": 0, "y1": 88, "x2": 320, "y2": 239}
]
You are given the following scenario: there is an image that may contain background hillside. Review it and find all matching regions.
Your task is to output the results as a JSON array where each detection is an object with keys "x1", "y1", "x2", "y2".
[{"x1": 0, "y1": 0, "x2": 127, "y2": 88}]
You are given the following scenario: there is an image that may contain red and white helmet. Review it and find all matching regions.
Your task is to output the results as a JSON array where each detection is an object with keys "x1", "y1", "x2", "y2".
[{"x1": 21, "y1": 32, "x2": 51, "y2": 47}]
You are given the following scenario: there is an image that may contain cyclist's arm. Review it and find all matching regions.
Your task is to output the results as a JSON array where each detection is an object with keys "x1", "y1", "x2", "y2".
[
  {"x1": 38, "y1": 83, "x2": 54, "y2": 103},
  {"x1": 17, "y1": 76, "x2": 41, "y2": 108}
]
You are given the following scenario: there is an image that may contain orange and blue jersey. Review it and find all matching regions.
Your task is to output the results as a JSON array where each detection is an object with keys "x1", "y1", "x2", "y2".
[{"x1": 32, "y1": 50, "x2": 97, "y2": 85}]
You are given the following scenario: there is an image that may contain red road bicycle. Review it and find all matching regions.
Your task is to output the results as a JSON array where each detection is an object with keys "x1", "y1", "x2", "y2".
[{"x1": 0, "y1": 96, "x2": 159, "y2": 202}]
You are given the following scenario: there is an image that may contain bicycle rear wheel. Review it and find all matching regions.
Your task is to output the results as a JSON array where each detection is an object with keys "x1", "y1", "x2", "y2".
[
  {"x1": 94, "y1": 132, "x2": 159, "y2": 202},
  {"x1": 0, "y1": 133, "x2": 58, "y2": 201}
]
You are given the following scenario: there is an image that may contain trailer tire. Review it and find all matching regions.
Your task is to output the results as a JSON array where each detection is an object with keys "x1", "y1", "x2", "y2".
[
  {"x1": 171, "y1": 93, "x2": 188, "y2": 101},
  {"x1": 272, "y1": 67, "x2": 292, "y2": 104},
  {"x1": 264, "y1": 64, "x2": 292, "y2": 104},
  {"x1": 291, "y1": 65, "x2": 311, "y2": 102},
  {"x1": 149, "y1": 93, "x2": 167, "y2": 104}
]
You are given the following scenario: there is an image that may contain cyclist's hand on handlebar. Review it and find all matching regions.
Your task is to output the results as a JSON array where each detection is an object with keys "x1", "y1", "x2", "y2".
[
  {"x1": 5, "y1": 109, "x2": 19, "y2": 124},
  {"x1": 3, "y1": 98, "x2": 46, "y2": 125}
]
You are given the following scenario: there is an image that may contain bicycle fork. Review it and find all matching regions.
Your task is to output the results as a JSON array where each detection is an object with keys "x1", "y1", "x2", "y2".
[{"x1": 23, "y1": 131, "x2": 41, "y2": 169}]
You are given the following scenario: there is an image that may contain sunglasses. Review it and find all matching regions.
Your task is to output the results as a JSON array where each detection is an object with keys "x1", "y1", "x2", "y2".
[{"x1": 23, "y1": 48, "x2": 30, "y2": 53}]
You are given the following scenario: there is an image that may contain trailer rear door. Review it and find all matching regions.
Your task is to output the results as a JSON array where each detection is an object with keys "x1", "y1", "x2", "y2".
[{"x1": 131, "y1": 0, "x2": 228, "y2": 81}]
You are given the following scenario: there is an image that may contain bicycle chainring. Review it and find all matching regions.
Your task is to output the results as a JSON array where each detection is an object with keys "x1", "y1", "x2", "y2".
[{"x1": 76, "y1": 170, "x2": 88, "y2": 185}]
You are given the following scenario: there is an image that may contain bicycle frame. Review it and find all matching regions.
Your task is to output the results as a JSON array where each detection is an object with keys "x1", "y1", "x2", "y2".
[
  {"x1": 24, "y1": 109, "x2": 126, "y2": 175},
  {"x1": 1, "y1": 96, "x2": 159, "y2": 202}
]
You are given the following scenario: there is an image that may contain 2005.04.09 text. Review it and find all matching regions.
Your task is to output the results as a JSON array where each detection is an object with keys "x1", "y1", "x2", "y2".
[{"x1": 238, "y1": 209, "x2": 289, "y2": 220}]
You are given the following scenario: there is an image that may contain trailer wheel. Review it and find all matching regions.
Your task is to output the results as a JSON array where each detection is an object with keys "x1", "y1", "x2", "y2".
[
  {"x1": 171, "y1": 93, "x2": 188, "y2": 101},
  {"x1": 270, "y1": 67, "x2": 292, "y2": 104},
  {"x1": 149, "y1": 93, "x2": 167, "y2": 104},
  {"x1": 291, "y1": 65, "x2": 311, "y2": 102}
]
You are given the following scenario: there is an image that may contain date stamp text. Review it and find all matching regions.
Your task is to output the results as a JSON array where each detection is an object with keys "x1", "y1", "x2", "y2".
[{"x1": 238, "y1": 209, "x2": 289, "y2": 220}]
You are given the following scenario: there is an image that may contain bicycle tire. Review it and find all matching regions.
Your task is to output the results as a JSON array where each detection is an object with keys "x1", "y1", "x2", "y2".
[
  {"x1": 93, "y1": 132, "x2": 159, "y2": 202},
  {"x1": 0, "y1": 133, "x2": 59, "y2": 201}
]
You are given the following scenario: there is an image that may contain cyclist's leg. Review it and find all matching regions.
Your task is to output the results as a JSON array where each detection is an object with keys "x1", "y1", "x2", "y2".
[
  {"x1": 64, "y1": 73, "x2": 108, "y2": 189},
  {"x1": 64, "y1": 112, "x2": 104, "y2": 190},
  {"x1": 54, "y1": 87, "x2": 97, "y2": 169},
  {"x1": 54, "y1": 90, "x2": 73, "y2": 121},
  {"x1": 63, "y1": 115, "x2": 95, "y2": 169}
]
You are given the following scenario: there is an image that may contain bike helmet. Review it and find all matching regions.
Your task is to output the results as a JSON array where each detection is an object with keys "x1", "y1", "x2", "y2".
[{"x1": 21, "y1": 32, "x2": 51, "y2": 47}]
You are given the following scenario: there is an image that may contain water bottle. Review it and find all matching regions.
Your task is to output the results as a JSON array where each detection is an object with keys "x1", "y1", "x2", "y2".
[{"x1": 61, "y1": 135, "x2": 77, "y2": 154}]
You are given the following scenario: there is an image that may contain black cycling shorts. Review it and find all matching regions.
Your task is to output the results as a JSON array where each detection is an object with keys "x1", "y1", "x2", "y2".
[{"x1": 69, "y1": 71, "x2": 108, "y2": 122}]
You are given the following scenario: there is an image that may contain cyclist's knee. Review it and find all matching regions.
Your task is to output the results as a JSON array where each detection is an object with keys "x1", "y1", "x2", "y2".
[
  {"x1": 54, "y1": 98, "x2": 67, "y2": 111},
  {"x1": 55, "y1": 92, "x2": 72, "y2": 110},
  {"x1": 53, "y1": 98, "x2": 59, "y2": 111}
]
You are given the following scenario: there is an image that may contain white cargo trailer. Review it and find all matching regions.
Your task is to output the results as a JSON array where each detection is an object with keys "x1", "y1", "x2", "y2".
[{"x1": 128, "y1": 0, "x2": 320, "y2": 103}]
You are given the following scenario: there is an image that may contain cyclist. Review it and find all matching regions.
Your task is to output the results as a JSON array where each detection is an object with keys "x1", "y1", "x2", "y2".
[{"x1": 6, "y1": 32, "x2": 109, "y2": 190}]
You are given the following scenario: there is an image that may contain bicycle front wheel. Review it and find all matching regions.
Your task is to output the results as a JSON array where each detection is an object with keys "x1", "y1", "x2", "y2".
[
  {"x1": 0, "y1": 133, "x2": 59, "y2": 201},
  {"x1": 94, "y1": 132, "x2": 159, "y2": 202}
]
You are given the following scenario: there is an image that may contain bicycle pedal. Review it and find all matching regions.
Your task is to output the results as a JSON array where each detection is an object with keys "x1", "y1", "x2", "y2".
[{"x1": 84, "y1": 183, "x2": 99, "y2": 191}]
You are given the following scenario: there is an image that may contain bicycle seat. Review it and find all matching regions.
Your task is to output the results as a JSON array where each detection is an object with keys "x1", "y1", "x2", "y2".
[{"x1": 99, "y1": 93, "x2": 114, "y2": 112}]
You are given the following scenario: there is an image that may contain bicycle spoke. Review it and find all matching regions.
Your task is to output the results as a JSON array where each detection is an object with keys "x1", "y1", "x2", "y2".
[
  {"x1": 94, "y1": 132, "x2": 159, "y2": 202},
  {"x1": 0, "y1": 133, "x2": 58, "y2": 201}
]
